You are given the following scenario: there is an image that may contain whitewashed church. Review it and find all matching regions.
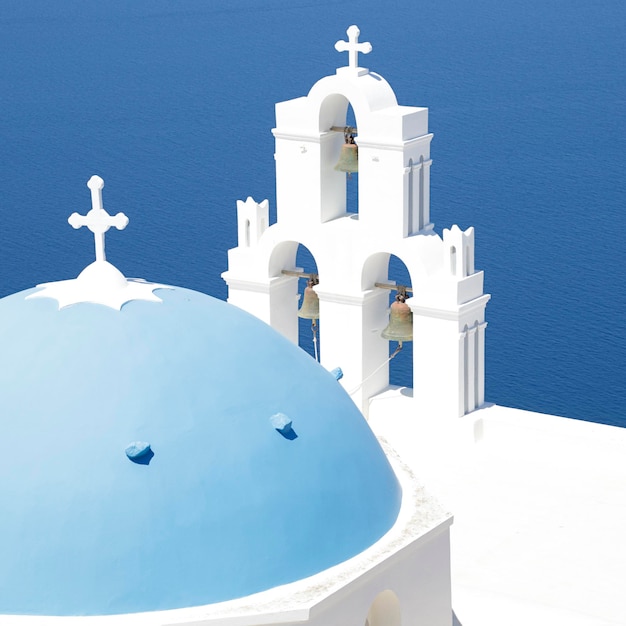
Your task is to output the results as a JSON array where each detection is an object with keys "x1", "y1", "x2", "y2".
[{"x1": 0, "y1": 25, "x2": 624, "y2": 626}]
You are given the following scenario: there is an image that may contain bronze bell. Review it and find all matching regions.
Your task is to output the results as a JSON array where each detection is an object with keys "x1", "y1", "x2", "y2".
[
  {"x1": 334, "y1": 135, "x2": 358, "y2": 174},
  {"x1": 298, "y1": 280, "x2": 320, "y2": 320},
  {"x1": 381, "y1": 293, "x2": 413, "y2": 343}
]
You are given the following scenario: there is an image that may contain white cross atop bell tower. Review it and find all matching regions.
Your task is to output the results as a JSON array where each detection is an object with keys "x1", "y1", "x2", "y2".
[
  {"x1": 334, "y1": 25, "x2": 372, "y2": 76},
  {"x1": 223, "y1": 26, "x2": 489, "y2": 419}
]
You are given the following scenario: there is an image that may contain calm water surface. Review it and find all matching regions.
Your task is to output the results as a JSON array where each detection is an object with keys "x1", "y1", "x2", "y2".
[{"x1": 1, "y1": 0, "x2": 624, "y2": 425}]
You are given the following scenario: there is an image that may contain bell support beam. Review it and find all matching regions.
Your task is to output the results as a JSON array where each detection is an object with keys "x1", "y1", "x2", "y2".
[
  {"x1": 374, "y1": 282, "x2": 413, "y2": 294},
  {"x1": 281, "y1": 269, "x2": 318, "y2": 280}
]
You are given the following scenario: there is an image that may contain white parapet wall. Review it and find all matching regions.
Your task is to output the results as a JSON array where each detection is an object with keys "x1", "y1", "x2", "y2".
[{"x1": 0, "y1": 442, "x2": 454, "y2": 626}]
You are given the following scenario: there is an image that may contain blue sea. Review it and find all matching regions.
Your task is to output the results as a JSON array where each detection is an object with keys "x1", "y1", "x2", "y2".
[{"x1": 1, "y1": 1, "x2": 624, "y2": 426}]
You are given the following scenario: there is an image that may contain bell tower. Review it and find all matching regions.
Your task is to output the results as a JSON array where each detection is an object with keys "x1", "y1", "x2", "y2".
[
  {"x1": 273, "y1": 25, "x2": 433, "y2": 238},
  {"x1": 223, "y1": 25, "x2": 489, "y2": 419}
]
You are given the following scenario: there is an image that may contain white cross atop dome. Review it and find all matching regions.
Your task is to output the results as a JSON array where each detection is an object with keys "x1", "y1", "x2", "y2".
[
  {"x1": 68, "y1": 175, "x2": 129, "y2": 263},
  {"x1": 335, "y1": 25, "x2": 372, "y2": 74},
  {"x1": 27, "y1": 176, "x2": 171, "y2": 310}
]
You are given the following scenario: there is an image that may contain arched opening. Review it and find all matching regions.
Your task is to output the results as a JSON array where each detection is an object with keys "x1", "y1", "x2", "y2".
[
  {"x1": 365, "y1": 590, "x2": 401, "y2": 626},
  {"x1": 318, "y1": 93, "x2": 360, "y2": 222},
  {"x1": 267, "y1": 240, "x2": 320, "y2": 351},
  {"x1": 387, "y1": 254, "x2": 413, "y2": 388},
  {"x1": 361, "y1": 252, "x2": 414, "y2": 390},
  {"x1": 343, "y1": 104, "x2": 359, "y2": 216},
  {"x1": 295, "y1": 244, "x2": 320, "y2": 360}
]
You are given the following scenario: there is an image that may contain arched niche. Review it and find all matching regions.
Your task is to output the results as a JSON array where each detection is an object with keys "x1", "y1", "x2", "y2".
[
  {"x1": 318, "y1": 93, "x2": 360, "y2": 218},
  {"x1": 267, "y1": 240, "x2": 321, "y2": 360},
  {"x1": 319, "y1": 93, "x2": 351, "y2": 131},
  {"x1": 365, "y1": 589, "x2": 402, "y2": 626},
  {"x1": 362, "y1": 252, "x2": 393, "y2": 291},
  {"x1": 309, "y1": 72, "x2": 398, "y2": 135},
  {"x1": 268, "y1": 240, "x2": 299, "y2": 278},
  {"x1": 361, "y1": 251, "x2": 414, "y2": 388},
  {"x1": 361, "y1": 251, "x2": 420, "y2": 293},
  {"x1": 295, "y1": 243, "x2": 320, "y2": 360}
]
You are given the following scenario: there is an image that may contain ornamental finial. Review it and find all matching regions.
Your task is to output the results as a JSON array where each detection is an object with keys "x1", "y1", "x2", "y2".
[
  {"x1": 68, "y1": 175, "x2": 129, "y2": 263},
  {"x1": 27, "y1": 176, "x2": 171, "y2": 310},
  {"x1": 335, "y1": 25, "x2": 372, "y2": 72}
]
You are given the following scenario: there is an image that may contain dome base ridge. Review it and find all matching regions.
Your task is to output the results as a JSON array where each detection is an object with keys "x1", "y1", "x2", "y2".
[{"x1": 26, "y1": 260, "x2": 171, "y2": 310}]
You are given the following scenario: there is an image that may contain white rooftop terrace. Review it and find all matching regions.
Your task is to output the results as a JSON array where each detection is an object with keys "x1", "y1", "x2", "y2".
[{"x1": 369, "y1": 395, "x2": 626, "y2": 626}]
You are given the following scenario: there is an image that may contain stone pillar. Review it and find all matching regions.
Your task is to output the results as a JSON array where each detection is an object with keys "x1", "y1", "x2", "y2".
[
  {"x1": 316, "y1": 288, "x2": 389, "y2": 416},
  {"x1": 410, "y1": 294, "x2": 489, "y2": 418},
  {"x1": 222, "y1": 273, "x2": 299, "y2": 344}
]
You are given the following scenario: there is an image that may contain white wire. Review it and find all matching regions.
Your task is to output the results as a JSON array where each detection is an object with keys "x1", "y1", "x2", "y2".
[
  {"x1": 348, "y1": 343, "x2": 402, "y2": 396},
  {"x1": 312, "y1": 322, "x2": 319, "y2": 362}
]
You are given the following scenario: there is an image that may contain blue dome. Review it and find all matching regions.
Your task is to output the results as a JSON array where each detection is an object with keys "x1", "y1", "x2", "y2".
[{"x1": 0, "y1": 286, "x2": 401, "y2": 616}]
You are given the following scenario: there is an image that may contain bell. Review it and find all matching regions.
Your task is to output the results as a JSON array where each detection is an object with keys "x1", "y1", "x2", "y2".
[
  {"x1": 334, "y1": 136, "x2": 358, "y2": 174},
  {"x1": 298, "y1": 282, "x2": 320, "y2": 320},
  {"x1": 381, "y1": 294, "x2": 413, "y2": 343}
]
